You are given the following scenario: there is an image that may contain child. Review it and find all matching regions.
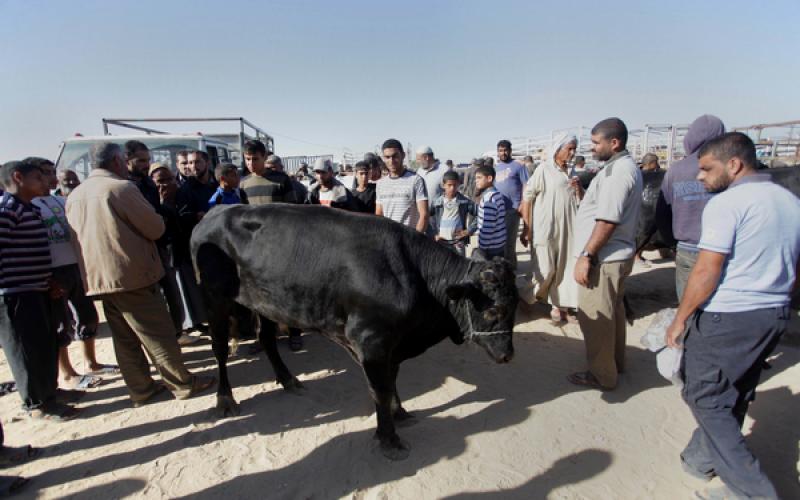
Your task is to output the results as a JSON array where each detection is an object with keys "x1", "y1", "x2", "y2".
[
  {"x1": 208, "y1": 163, "x2": 249, "y2": 209},
  {"x1": 474, "y1": 165, "x2": 507, "y2": 259},
  {"x1": 430, "y1": 170, "x2": 476, "y2": 256},
  {"x1": 0, "y1": 160, "x2": 79, "y2": 420}
]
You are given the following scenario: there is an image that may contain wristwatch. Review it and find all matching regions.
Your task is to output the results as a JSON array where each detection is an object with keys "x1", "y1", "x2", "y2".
[{"x1": 579, "y1": 250, "x2": 597, "y2": 265}]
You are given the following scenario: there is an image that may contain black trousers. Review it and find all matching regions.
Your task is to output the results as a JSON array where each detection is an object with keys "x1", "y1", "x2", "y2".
[
  {"x1": 681, "y1": 307, "x2": 788, "y2": 499},
  {"x1": 0, "y1": 292, "x2": 58, "y2": 411}
]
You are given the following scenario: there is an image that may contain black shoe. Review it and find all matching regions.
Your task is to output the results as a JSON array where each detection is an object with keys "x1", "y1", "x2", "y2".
[{"x1": 289, "y1": 335, "x2": 304, "y2": 352}]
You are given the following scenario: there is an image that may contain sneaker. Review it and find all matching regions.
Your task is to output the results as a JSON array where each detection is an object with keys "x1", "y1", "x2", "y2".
[{"x1": 177, "y1": 333, "x2": 200, "y2": 346}]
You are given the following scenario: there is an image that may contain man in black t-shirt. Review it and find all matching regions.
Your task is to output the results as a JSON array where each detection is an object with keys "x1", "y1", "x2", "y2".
[{"x1": 352, "y1": 161, "x2": 376, "y2": 214}]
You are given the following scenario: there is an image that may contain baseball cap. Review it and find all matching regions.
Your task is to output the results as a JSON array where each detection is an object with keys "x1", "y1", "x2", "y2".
[{"x1": 313, "y1": 158, "x2": 333, "y2": 172}]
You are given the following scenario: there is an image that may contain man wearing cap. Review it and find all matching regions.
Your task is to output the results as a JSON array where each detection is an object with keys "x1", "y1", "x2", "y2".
[
  {"x1": 494, "y1": 140, "x2": 529, "y2": 268},
  {"x1": 376, "y1": 139, "x2": 428, "y2": 232},
  {"x1": 352, "y1": 161, "x2": 376, "y2": 214},
  {"x1": 639, "y1": 153, "x2": 661, "y2": 172},
  {"x1": 306, "y1": 158, "x2": 358, "y2": 211},
  {"x1": 416, "y1": 146, "x2": 448, "y2": 212}
]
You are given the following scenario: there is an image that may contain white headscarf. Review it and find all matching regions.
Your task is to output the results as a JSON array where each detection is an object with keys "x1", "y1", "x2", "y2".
[{"x1": 550, "y1": 132, "x2": 578, "y2": 166}]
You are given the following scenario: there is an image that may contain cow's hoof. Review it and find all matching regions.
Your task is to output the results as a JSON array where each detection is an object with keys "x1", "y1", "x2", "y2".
[
  {"x1": 393, "y1": 408, "x2": 418, "y2": 428},
  {"x1": 214, "y1": 395, "x2": 241, "y2": 418},
  {"x1": 376, "y1": 435, "x2": 410, "y2": 461},
  {"x1": 280, "y1": 377, "x2": 305, "y2": 395}
]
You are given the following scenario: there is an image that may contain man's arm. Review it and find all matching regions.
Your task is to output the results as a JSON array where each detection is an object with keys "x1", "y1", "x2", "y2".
[
  {"x1": 665, "y1": 250, "x2": 726, "y2": 347},
  {"x1": 375, "y1": 202, "x2": 384, "y2": 217},
  {"x1": 416, "y1": 200, "x2": 429, "y2": 233},
  {"x1": 519, "y1": 199, "x2": 531, "y2": 247},
  {"x1": 116, "y1": 185, "x2": 166, "y2": 241},
  {"x1": 573, "y1": 220, "x2": 617, "y2": 286}
]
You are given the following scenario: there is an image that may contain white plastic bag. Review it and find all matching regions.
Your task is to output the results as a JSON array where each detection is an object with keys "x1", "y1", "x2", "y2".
[
  {"x1": 641, "y1": 308, "x2": 676, "y2": 352},
  {"x1": 656, "y1": 346, "x2": 684, "y2": 388},
  {"x1": 642, "y1": 308, "x2": 684, "y2": 387}
]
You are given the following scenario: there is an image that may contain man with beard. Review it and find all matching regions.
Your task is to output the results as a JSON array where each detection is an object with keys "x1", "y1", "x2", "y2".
[
  {"x1": 126, "y1": 142, "x2": 195, "y2": 345},
  {"x1": 55, "y1": 169, "x2": 80, "y2": 197},
  {"x1": 665, "y1": 132, "x2": 800, "y2": 499},
  {"x1": 306, "y1": 158, "x2": 358, "y2": 210},
  {"x1": 175, "y1": 150, "x2": 218, "y2": 336},
  {"x1": 570, "y1": 118, "x2": 642, "y2": 391}
]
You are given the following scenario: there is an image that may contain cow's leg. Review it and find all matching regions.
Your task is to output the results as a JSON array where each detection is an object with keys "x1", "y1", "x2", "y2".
[
  {"x1": 195, "y1": 243, "x2": 241, "y2": 418},
  {"x1": 257, "y1": 316, "x2": 303, "y2": 393},
  {"x1": 210, "y1": 299, "x2": 240, "y2": 417},
  {"x1": 362, "y1": 359, "x2": 409, "y2": 460},
  {"x1": 389, "y1": 363, "x2": 416, "y2": 427}
]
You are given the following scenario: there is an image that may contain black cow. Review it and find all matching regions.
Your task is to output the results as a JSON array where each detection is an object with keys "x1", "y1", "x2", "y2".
[{"x1": 190, "y1": 204, "x2": 518, "y2": 459}]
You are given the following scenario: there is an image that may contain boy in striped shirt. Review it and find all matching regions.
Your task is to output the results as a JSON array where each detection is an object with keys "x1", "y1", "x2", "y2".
[
  {"x1": 474, "y1": 164, "x2": 507, "y2": 259},
  {"x1": 0, "y1": 160, "x2": 79, "y2": 421}
]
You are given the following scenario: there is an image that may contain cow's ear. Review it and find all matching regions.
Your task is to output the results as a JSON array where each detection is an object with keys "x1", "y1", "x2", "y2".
[{"x1": 445, "y1": 282, "x2": 477, "y2": 301}]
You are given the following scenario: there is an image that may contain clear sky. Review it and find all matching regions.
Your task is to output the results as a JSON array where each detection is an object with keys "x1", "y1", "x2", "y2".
[{"x1": 1, "y1": 0, "x2": 799, "y2": 164}]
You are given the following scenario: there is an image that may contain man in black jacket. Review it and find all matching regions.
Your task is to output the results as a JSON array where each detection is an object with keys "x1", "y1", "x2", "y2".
[
  {"x1": 175, "y1": 150, "x2": 218, "y2": 335},
  {"x1": 306, "y1": 158, "x2": 359, "y2": 211}
]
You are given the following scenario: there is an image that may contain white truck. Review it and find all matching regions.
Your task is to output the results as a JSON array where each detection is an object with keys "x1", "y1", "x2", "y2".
[{"x1": 55, "y1": 117, "x2": 274, "y2": 179}]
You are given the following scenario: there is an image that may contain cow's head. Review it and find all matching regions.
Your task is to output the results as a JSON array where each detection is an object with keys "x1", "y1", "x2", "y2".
[{"x1": 445, "y1": 253, "x2": 517, "y2": 363}]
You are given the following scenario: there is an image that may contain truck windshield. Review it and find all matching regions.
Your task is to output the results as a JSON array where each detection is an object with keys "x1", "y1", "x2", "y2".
[{"x1": 56, "y1": 138, "x2": 222, "y2": 179}]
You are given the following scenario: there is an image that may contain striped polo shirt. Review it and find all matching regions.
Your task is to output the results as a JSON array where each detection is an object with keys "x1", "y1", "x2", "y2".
[
  {"x1": 376, "y1": 170, "x2": 428, "y2": 228},
  {"x1": 477, "y1": 187, "x2": 507, "y2": 251},
  {"x1": 0, "y1": 191, "x2": 52, "y2": 294}
]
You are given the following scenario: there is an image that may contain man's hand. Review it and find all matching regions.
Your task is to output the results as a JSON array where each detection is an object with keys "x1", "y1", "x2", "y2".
[
  {"x1": 665, "y1": 317, "x2": 686, "y2": 348},
  {"x1": 574, "y1": 257, "x2": 591, "y2": 287},
  {"x1": 454, "y1": 229, "x2": 469, "y2": 240},
  {"x1": 158, "y1": 182, "x2": 177, "y2": 204},
  {"x1": 434, "y1": 235, "x2": 442, "y2": 241}
]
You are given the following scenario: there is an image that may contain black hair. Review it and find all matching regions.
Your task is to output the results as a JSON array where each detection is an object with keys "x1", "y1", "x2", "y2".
[
  {"x1": 381, "y1": 138, "x2": 403, "y2": 152},
  {"x1": 243, "y1": 139, "x2": 267, "y2": 156},
  {"x1": 124, "y1": 140, "x2": 149, "y2": 158},
  {"x1": 0, "y1": 159, "x2": 43, "y2": 188},
  {"x1": 22, "y1": 157, "x2": 55, "y2": 169},
  {"x1": 497, "y1": 139, "x2": 511, "y2": 149},
  {"x1": 187, "y1": 150, "x2": 209, "y2": 162},
  {"x1": 354, "y1": 161, "x2": 369, "y2": 172},
  {"x1": 591, "y1": 117, "x2": 628, "y2": 148},
  {"x1": 442, "y1": 170, "x2": 460, "y2": 183},
  {"x1": 697, "y1": 132, "x2": 757, "y2": 170},
  {"x1": 215, "y1": 162, "x2": 239, "y2": 180},
  {"x1": 574, "y1": 155, "x2": 586, "y2": 163},
  {"x1": 475, "y1": 165, "x2": 496, "y2": 178},
  {"x1": 176, "y1": 149, "x2": 192, "y2": 159}
]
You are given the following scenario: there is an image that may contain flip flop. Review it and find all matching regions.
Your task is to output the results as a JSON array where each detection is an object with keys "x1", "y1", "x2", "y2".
[
  {"x1": 27, "y1": 404, "x2": 80, "y2": 422},
  {"x1": 567, "y1": 371, "x2": 609, "y2": 391},
  {"x1": 0, "y1": 476, "x2": 29, "y2": 496},
  {"x1": 0, "y1": 445, "x2": 42, "y2": 468},
  {"x1": 65, "y1": 374, "x2": 102, "y2": 390},
  {"x1": 86, "y1": 365, "x2": 120, "y2": 376}
]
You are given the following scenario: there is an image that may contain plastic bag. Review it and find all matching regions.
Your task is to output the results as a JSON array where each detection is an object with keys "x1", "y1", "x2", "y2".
[
  {"x1": 640, "y1": 308, "x2": 676, "y2": 352},
  {"x1": 642, "y1": 308, "x2": 684, "y2": 387}
]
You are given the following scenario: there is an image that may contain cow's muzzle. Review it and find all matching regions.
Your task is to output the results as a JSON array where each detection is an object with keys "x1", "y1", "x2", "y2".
[{"x1": 470, "y1": 331, "x2": 514, "y2": 364}]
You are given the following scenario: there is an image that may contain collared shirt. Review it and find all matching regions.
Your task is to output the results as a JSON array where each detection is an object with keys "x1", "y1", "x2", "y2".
[
  {"x1": 573, "y1": 150, "x2": 643, "y2": 262},
  {"x1": 699, "y1": 174, "x2": 800, "y2": 312},
  {"x1": 0, "y1": 192, "x2": 52, "y2": 294}
]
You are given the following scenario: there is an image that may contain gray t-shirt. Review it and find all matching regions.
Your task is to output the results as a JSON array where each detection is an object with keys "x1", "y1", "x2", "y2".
[
  {"x1": 376, "y1": 170, "x2": 428, "y2": 228},
  {"x1": 574, "y1": 151, "x2": 643, "y2": 262}
]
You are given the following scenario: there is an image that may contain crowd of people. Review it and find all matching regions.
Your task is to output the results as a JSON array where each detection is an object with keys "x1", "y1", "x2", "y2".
[{"x1": 0, "y1": 114, "x2": 797, "y2": 498}]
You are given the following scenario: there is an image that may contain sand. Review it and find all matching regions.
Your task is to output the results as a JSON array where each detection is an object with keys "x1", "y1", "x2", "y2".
[{"x1": 1, "y1": 249, "x2": 798, "y2": 499}]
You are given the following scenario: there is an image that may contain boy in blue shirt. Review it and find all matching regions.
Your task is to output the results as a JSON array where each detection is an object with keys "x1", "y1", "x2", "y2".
[
  {"x1": 474, "y1": 165, "x2": 507, "y2": 259},
  {"x1": 208, "y1": 163, "x2": 249, "y2": 209},
  {"x1": 430, "y1": 170, "x2": 476, "y2": 256}
]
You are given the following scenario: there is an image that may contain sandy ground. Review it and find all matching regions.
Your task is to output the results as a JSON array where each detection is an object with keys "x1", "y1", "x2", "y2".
[{"x1": 1, "y1": 247, "x2": 798, "y2": 500}]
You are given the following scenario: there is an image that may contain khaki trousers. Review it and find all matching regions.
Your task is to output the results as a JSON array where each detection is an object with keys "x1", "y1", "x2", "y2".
[
  {"x1": 101, "y1": 285, "x2": 194, "y2": 402},
  {"x1": 576, "y1": 259, "x2": 634, "y2": 389}
]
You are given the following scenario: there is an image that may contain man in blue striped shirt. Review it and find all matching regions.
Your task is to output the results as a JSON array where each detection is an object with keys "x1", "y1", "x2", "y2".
[
  {"x1": 0, "y1": 160, "x2": 79, "y2": 421},
  {"x1": 474, "y1": 164, "x2": 507, "y2": 259}
]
